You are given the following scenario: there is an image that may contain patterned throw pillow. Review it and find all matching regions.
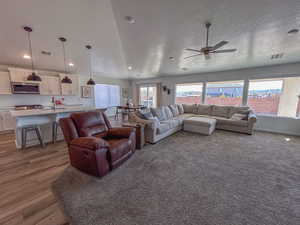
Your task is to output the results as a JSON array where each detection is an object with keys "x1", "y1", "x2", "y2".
[
  {"x1": 169, "y1": 105, "x2": 179, "y2": 117},
  {"x1": 231, "y1": 113, "x2": 248, "y2": 121},
  {"x1": 164, "y1": 106, "x2": 174, "y2": 119},
  {"x1": 177, "y1": 104, "x2": 184, "y2": 114}
]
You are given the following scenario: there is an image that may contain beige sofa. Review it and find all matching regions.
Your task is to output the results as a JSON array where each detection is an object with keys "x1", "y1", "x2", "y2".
[{"x1": 129, "y1": 104, "x2": 257, "y2": 144}]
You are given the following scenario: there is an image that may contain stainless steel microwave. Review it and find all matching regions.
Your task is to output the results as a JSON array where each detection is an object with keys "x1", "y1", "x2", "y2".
[{"x1": 11, "y1": 82, "x2": 40, "y2": 94}]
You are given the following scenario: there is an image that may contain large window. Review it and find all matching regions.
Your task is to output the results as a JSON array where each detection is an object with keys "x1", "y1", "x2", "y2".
[
  {"x1": 94, "y1": 84, "x2": 120, "y2": 108},
  {"x1": 206, "y1": 81, "x2": 244, "y2": 106},
  {"x1": 248, "y1": 78, "x2": 300, "y2": 117},
  {"x1": 139, "y1": 85, "x2": 157, "y2": 108},
  {"x1": 175, "y1": 83, "x2": 203, "y2": 104}
]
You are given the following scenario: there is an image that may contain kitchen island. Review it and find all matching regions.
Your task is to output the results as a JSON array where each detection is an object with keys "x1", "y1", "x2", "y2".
[{"x1": 10, "y1": 107, "x2": 99, "y2": 149}]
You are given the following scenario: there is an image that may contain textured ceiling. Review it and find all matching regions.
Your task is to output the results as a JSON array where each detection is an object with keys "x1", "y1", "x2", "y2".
[{"x1": 0, "y1": 0, "x2": 300, "y2": 79}]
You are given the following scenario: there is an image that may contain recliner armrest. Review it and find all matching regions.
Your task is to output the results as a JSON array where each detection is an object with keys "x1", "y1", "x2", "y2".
[
  {"x1": 70, "y1": 137, "x2": 109, "y2": 151},
  {"x1": 107, "y1": 127, "x2": 135, "y2": 139}
]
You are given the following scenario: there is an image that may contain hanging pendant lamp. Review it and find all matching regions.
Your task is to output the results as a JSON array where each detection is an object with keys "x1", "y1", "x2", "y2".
[
  {"x1": 86, "y1": 45, "x2": 95, "y2": 85},
  {"x1": 23, "y1": 26, "x2": 42, "y2": 81},
  {"x1": 59, "y1": 37, "x2": 72, "y2": 84}
]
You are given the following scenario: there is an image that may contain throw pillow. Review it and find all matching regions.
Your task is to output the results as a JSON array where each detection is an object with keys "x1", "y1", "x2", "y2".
[
  {"x1": 149, "y1": 116, "x2": 160, "y2": 127},
  {"x1": 169, "y1": 105, "x2": 179, "y2": 117},
  {"x1": 151, "y1": 107, "x2": 167, "y2": 121},
  {"x1": 164, "y1": 106, "x2": 174, "y2": 119},
  {"x1": 177, "y1": 104, "x2": 184, "y2": 114},
  {"x1": 141, "y1": 111, "x2": 154, "y2": 120},
  {"x1": 229, "y1": 106, "x2": 250, "y2": 117}
]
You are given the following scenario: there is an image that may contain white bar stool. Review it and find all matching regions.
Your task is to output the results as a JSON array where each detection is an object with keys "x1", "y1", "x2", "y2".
[{"x1": 16, "y1": 116, "x2": 52, "y2": 149}]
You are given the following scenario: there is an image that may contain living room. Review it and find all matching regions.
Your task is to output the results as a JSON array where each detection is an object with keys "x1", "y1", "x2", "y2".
[{"x1": 0, "y1": 0, "x2": 300, "y2": 225}]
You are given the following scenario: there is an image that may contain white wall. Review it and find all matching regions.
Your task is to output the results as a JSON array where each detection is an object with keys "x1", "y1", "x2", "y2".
[{"x1": 131, "y1": 62, "x2": 300, "y2": 136}]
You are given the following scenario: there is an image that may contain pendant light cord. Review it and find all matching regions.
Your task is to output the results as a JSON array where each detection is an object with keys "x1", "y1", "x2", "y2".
[
  {"x1": 88, "y1": 48, "x2": 92, "y2": 79},
  {"x1": 27, "y1": 31, "x2": 34, "y2": 71},
  {"x1": 62, "y1": 42, "x2": 67, "y2": 73}
]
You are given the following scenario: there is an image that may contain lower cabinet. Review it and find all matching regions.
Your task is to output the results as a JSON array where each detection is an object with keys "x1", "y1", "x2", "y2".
[{"x1": 0, "y1": 111, "x2": 14, "y2": 131}]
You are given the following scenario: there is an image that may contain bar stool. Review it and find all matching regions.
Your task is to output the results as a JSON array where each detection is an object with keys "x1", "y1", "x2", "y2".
[
  {"x1": 52, "y1": 112, "x2": 72, "y2": 143},
  {"x1": 16, "y1": 116, "x2": 52, "y2": 149}
]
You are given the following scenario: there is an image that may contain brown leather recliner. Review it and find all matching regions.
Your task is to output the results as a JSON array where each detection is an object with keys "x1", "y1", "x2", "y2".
[{"x1": 59, "y1": 111, "x2": 136, "y2": 177}]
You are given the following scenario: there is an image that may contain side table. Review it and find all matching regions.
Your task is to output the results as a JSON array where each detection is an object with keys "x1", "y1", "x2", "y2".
[{"x1": 122, "y1": 123, "x2": 145, "y2": 150}]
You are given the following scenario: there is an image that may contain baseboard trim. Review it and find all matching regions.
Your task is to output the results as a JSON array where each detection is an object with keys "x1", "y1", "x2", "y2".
[{"x1": 254, "y1": 128, "x2": 300, "y2": 137}]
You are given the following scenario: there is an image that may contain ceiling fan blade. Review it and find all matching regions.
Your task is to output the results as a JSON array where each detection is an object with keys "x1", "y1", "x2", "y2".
[
  {"x1": 213, "y1": 49, "x2": 237, "y2": 53},
  {"x1": 184, "y1": 54, "x2": 203, "y2": 59},
  {"x1": 204, "y1": 54, "x2": 211, "y2": 60},
  {"x1": 212, "y1": 41, "x2": 228, "y2": 50},
  {"x1": 185, "y1": 48, "x2": 202, "y2": 53}
]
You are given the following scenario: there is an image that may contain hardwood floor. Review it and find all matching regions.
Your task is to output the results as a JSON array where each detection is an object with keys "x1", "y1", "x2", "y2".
[
  {"x1": 0, "y1": 132, "x2": 70, "y2": 225},
  {"x1": 0, "y1": 117, "x2": 123, "y2": 225}
]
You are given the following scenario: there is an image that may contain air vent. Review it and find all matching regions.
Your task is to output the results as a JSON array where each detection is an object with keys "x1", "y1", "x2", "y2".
[
  {"x1": 271, "y1": 53, "x2": 284, "y2": 60},
  {"x1": 41, "y1": 51, "x2": 51, "y2": 56}
]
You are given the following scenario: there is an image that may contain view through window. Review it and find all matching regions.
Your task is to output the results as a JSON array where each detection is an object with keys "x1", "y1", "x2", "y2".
[
  {"x1": 175, "y1": 83, "x2": 203, "y2": 104},
  {"x1": 206, "y1": 81, "x2": 244, "y2": 106},
  {"x1": 248, "y1": 78, "x2": 300, "y2": 117},
  {"x1": 139, "y1": 85, "x2": 157, "y2": 108}
]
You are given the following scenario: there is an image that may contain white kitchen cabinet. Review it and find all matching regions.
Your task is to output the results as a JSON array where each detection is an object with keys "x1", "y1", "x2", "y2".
[
  {"x1": 8, "y1": 68, "x2": 40, "y2": 83},
  {"x1": 40, "y1": 75, "x2": 61, "y2": 96},
  {"x1": 0, "y1": 111, "x2": 14, "y2": 131},
  {"x1": 59, "y1": 74, "x2": 79, "y2": 96},
  {"x1": 0, "y1": 72, "x2": 12, "y2": 94}
]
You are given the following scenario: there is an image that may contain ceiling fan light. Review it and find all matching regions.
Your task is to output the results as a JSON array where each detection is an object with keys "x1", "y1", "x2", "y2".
[
  {"x1": 61, "y1": 76, "x2": 72, "y2": 84},
  {"x1": 87, "y1": 78, "x2": 95, "y2": 85}
]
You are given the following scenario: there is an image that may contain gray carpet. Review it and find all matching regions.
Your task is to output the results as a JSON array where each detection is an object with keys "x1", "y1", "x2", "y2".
[{"x1": 52, "y1": 131, "x2": 300, "y2": 225}]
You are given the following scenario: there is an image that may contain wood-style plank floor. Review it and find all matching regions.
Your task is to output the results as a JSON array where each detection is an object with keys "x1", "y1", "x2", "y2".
[
  {"x1": 0, "y1": 118, "x2": 123, "y2": 225},
  {"x1": 0, "y1": 132, "x2": 70, "y2": 225}
]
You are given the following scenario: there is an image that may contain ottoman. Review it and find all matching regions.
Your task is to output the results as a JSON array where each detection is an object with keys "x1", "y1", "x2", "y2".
[{"x1": 184, "y1": 117, "x2": 217, "y2": 135}]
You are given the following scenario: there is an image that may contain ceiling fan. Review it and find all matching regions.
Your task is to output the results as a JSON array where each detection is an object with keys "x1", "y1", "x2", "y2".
[{"x1": 185, "y1": 22, "x2": 237, "y2": 60}]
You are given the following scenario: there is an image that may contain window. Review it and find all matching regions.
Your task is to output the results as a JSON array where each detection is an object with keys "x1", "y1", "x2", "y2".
[
  {"x1": 94, "y1": 84, "x2": 120, "y2": 108},
  {"x1": 206, "y1": 81, "x2": 244, "y2": 106},
  {"x1": 175, "y1": 83, "x2": 203, "y2": 104},
  {"x1": 139, "y1": 85, "x2": 157, "y2": 108},
  {"x1": 248, "y1": 77, "x2": 300, "y2": 117}
]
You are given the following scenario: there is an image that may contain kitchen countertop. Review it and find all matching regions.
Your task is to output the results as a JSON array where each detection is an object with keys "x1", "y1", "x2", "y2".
[{"x1": 10, "y1": 107, "x2": 98, "y2": 118}]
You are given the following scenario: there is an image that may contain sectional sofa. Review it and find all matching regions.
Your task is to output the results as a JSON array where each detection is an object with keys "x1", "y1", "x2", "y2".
[{"x1": 129, "y1": 104, "x2": 257, "y2": 144}]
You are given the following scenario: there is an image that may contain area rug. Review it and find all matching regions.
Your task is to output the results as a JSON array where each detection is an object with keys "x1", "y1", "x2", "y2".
[{"x1": 52, "y1": 131, "x2": 300, "y2": 225}]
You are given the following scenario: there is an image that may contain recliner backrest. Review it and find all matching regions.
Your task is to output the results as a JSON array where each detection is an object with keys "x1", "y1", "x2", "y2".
[{"x1": 71, "y1": 111, "x2": 109, "y2": 137}]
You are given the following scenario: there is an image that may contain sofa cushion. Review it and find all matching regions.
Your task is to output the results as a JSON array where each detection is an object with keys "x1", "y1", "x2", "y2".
[
  {"x1": 151, "y1": 107, "x2": 167, "y2": 121},
  {"x1": 157, "y1": 122, "x2": 170, "y2": 134},
  {"x1": 164, "y1": 106, "x2": 174, "y2": 119},
  {"x1": 216, "y1": 117, "x2": 248, "y2": 127},
  {"x1": 211, "y1": 105, "x2": 231, "y2": 118},
  {"x1": 231, "y1": 113, "x2": 248, "y2": 121},
  {"x1": 197, "y1": 104, "x2": 212, "y2": 115},
  {"x1": 169, "y1": 118, "x2": 181, "y2": 128},
  {"x1": 169, "y1": 105, "x2": 179, "y2": 117},
  {"x1": 177, "y1": 104, "x2": 184, "y2": 114},
  {"x1": 229, "y1": 106, "x2": 250, "y2": 117},
  {"x1": 182, "y1": 104, "x2": 196, "y2": 113},
  {"x1": 148, "y1": 116, "x2": 160, "y2": 127}
]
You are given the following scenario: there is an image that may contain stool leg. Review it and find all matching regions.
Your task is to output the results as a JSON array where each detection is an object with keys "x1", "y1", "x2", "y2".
[
  {"x1": 35, "y1": 126, "x2": 45, "y2": 148},
  {"x1": 52, "y1": 122, "x2": 57, "y2": 144},
  {"x1": 21, "y1": 128, "x2": 27, "y2": 149}
]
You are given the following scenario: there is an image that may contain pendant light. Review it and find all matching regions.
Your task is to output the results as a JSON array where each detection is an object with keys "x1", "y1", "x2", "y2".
[
  {"x1": 59, "y1": 37, "x2": 72, "y2": 84},
  {"x1": 86, "y1": 45, "x2": 95, "y2": 85},
  {"x1": 23, "y1": 26, "x2": 42, "y2": 81}
]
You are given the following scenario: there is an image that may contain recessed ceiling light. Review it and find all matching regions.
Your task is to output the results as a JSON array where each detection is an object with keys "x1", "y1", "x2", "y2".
[
  {"x1": 169, "y1": 56, "x2": 175, "y2": 61},
  {"x1": 69, "y1": 62, "x2": 74, "y2": 67},
  {"x1": 128, "y1": 66, "x2": 133, "y2": 70},
  {"x1": 23, "y1": 54, "x2": 31, "y2": 59},
  {"x1": 182, "y1": 67, "x2": 188, "y2": 71},
  {"x1": 288, "y1": 29, "x2": 299, "y2": 34},
  {"x1": 125, "y1": 16, "x2": 135, "y2": 24}
]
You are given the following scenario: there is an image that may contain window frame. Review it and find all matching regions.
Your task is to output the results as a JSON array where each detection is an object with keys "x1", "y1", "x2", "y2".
[{"x1": 174, "y1": 82, "x2": 205, "y2": 105}]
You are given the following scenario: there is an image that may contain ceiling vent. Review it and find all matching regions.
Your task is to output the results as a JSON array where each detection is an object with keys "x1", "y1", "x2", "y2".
[
  {"x1": 41, "y1": 51, "x2": 51, "y2": 56},
  {"x1": 271, "y1": 53, "x2": 284, "y2": 60}
]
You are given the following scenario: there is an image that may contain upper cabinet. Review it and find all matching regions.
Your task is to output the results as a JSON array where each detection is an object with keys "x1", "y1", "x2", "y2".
[
  {"x1": 59, "y1": 74, "x2": 79, "y2": 96},
  {"x1": 8, "y1": 68, "x2": 41, "y2": 83},
  {"x1": 40, "y1": 75, "x2": 61, "y2": 96},
  {"x1": 0, "y1": 72, "x2": 12, "y2": 95}
]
